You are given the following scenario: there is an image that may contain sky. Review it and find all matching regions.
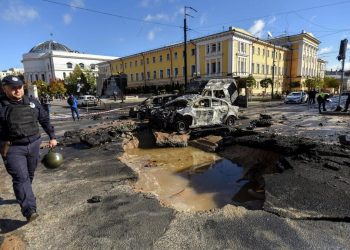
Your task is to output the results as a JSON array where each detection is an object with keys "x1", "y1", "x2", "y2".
[{"x1": 1, "y1": 0, "x2": 350, "y2": 71}]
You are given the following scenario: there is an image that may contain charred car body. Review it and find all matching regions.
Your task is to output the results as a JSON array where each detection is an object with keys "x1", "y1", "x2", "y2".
[
  {"x1": 150, "y1": 94, "x2": 239, "y2": 133},
  {"x1": 129, "y1": 93, "x2": 178, "y2": 119}
]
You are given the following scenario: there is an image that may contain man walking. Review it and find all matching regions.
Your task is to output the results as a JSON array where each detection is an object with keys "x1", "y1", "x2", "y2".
[
  {"x1": 67, "y1": 94, "x2": 80, "y2": 121},
  {"x1": 0, "y1": 75, "x2": 57, "y2": 222}
]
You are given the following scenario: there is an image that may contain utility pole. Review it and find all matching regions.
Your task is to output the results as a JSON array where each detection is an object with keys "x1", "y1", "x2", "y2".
[
  {"x1": 184, "y1": 6, "x2": 197, "y2": 87},
  {"x1": 271, "y1": 43, "x2": 276, "y2": 99},
  {"x1": 336, "y1": 38, "x2": 348, "y2": 111}
]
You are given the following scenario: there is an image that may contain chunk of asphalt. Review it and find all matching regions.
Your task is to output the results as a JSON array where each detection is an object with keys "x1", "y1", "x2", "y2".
[{"x1": 87, "y1": 196, "x2": 102, "y2": 203}]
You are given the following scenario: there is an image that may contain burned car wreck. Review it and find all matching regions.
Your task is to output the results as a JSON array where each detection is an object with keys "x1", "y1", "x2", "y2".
[
  {"x1": 129, "y1": 93, "x2": 178, "y2": 119},
  {"x1": 150, "y1": 94, "x2": 239, "y2": 133}
]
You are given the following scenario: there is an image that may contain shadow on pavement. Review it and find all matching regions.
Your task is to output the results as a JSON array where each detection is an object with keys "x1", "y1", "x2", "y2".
[{"x1": 0, "y1": 219, "x2": 27, "y2": 234}]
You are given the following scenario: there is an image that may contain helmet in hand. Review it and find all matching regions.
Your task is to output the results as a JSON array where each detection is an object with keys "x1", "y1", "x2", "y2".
[{"x1": 43, "y1": 150, "x2": 64, "y2": 169}]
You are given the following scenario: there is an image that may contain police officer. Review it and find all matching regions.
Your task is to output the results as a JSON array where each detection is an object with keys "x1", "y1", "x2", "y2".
[
  {"x1": 316, "y1": 92, "x2": 330, "y2": 114},
  {"x1": 0, "y1": 75, "x2": 57, "y2": 222}
]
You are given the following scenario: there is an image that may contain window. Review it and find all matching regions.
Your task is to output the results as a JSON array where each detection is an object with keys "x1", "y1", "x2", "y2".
[
  {"x1": 35, "y1": 74, "x2": 39, "y2": 81},
  {"x1": 182, "y1": 67, "x2": 185, "y2": 76},
  {"x1": 67, "y1": 62, "x2": 73, "y2": 69},
  {"x1": 174, "y1": 67, "x2": 178, "y2": 77},
  {"x1": 153, "y1": 70, "x2": 157, "y2": 79},
  {"x1": 263, "y1": 49, "x2": 265, "y2": 56},
  {"x1": 130, "y1": 62, "x2": 132, "y2": 68},
  {"x1": 251, "y1": 63, "x2": 255, "y2": 73},
  {"x1": 63, "y1": 72, "x2": 66, "y2": 78},
  {"x1": 136, "y1": 73, "x2": 139, "y2": 81},
  {"x1": 262, "y1": 65, "x2": 265, "y2": 74},
  {"x1": 257, "y1": 64, "x2": 260, "y2": 74},
  {"x1": 191, "y1": 65, "x2": 196, "y2": 76},
  {"x1": 271, "y1": 66, "x2": 274, "y2": 74},
  {"x1": 166, "y1": 53, "x2": 170, "y2": 61},
  {"x1": 279, "y1": 53, "x2": 281, "y2": 60},
  {"x1": 206, "y1": 63, "x2": 209, "y2": 75},
  {"x1": 159, "y1": 55, "x2": 163, "y2": 62},
  {"x1": 120, "y1": 64, "x2": 123, "y2": 70},
  {"x1": 266, "y1": 65, "x2": 269, "y2": 75},
  {"x1": 258, "y1": 48, "x2": 260, "y2": 55},
  {"x1": 141, "y1": 72, "x2": 144, "y2": 80},
  {"x1": 174, "y1": 52, "x2": 178, "y2": 59},
  {"x1": 79, "y1": 63, "x2": 84, "y2": 69},
  {"x1": 211, "y1": 44, "x2": 216, "y2": 53},
  {"x1": 152, "y1": 57, "x2": 156, "y2": 63},
  {"x1": 90, "y1": 64, "x2": 96, "y2": 70},
  {"x1": 147, "y1": 72, "x2": 150, "y2": 80},
  {"x1": 211, "y1": 62, "x2": 216, "y2": 74},
  {"x1": 135, "y1": 60, "x2": 138, "y2": 67},
  {"x1": 30, "y1": 75, "x2": 33, "y2": 82},
  {"x1": 252, "y1": 46, "x2": 255, "y2": 54},
  {"x1": 130, "y1": 74, "x2": 133, "y2": 81},
  {"x1": 218, "y1": 43, "x2": 221, "y2": 52},
  {"x1": 141, "y1": 59, "x2": 144, "y2": 65},
  {"x1": 167, "y1": 68, "x2": 171, "y2": 77},
  {"x1": 41, "y1": 74, "x2": 45, "y2": 81},
  {"x1": 207, "y1": 45, "x2": 210, "y2": 54},
  {"x1": 47, "y1": 64, "x2": 50, "y2": 70},
  {"x1": 267, "y1": 50, "x2": 270, "y2": 57},
  {"x1": 217, "y1": 61, "x2": 221, "y2": 74},
  {"x1": 213, "y1": 90, "x2": 225, "y2": 99},
  {"x1": 160, "y1": 70, "x2": 164, "y2": 79},
  {"x1": 125, "y1": 63, "x2": 127, "y2": 69},
  {"x1": 146, "y1": 58, "x2": 149, "y2": 64},
  {"x1": 191, "y1": 48, "x2": 196, "y2": 56}
]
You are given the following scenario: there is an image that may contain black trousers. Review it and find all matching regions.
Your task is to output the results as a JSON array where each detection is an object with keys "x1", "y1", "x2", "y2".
[
  {"x1": 2, "y1": 138, "x2": 41, "y2": 217},
  {"x1": 317, "y1": 96, "x2": 326, "y2": 113}
]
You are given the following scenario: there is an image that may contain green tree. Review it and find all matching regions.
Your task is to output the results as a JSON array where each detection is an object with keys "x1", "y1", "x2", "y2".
[
  {"x1": 324, "y1": 77, "x2": 340, "y2": 92},
  {"x1": 48, "y1": 79, "x2": 66, "y2": 95},
  {"x1": 304, "y1": 78, "x2": 316, "y2": 90},
  {"x1": 260, "y1": 78, "x2": 273, "y2": 93},
  {"x1": 81, "y1": 69, "x2": 96, "y2": 95},
  {"x1": 246, "y1": 74, "x2": 257, "y2": 88},
  {"x1": 33, "y1": 80, "x2": 48, "y2": 95}
]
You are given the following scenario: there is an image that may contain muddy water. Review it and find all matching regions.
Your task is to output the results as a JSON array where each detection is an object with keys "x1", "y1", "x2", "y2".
[{"x1": 120, "y1": 146, "x2": 253, "y2": 211}]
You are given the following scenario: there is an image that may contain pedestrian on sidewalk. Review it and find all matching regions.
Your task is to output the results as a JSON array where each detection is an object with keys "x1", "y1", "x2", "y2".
[
  {"x1": 67, "y1": 94, "x2": 80, "y2": 121},
  {"x1": 39, "y1": 93, "x2": 51, "y2": 114},
  {"x1": 0, "y1": 75, "x2": 57, "y2": 222}
]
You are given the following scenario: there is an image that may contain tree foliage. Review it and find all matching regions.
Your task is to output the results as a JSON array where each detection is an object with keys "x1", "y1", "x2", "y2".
[
  {"x1": 65, "y1": 65, "x2": 96, "y2": 95},
  {"x1": 304, "y1": 78, "x2": 316, "y2": 90},
  {"x1": 49, "y1": 79, "x2": 66, "y2": 95},
  {"x1": 323, "y1": 77, "x2": 340, "y2": 89},
  {"x1": 246, "y1": 74, "x2": 257, "y2": 88},
  {"x1": 260, "y1": 78, "x2": 272, "y2": 89},
  {"x1": 32, "y1": 80, "x2": 48, "y2": 95}
]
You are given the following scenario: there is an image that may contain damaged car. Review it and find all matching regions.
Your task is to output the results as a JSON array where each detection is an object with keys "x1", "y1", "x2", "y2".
[
  {"x1": 129, "y1": 93, "x2": 178, "y2": 119},
  {"x1": 150, "y1": 95, "x2": 239, "y2": 133}
]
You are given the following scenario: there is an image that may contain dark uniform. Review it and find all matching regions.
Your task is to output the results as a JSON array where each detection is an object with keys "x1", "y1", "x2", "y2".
[
  {"x1": 316, "y1": 93, "x2": 330, "y2": 113},
  {"x1": 0, "y1": 76, "x2": 56, "y2": 220}
]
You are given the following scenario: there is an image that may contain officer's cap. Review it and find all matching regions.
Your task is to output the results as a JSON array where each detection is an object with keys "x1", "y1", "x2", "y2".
[{"x1": 1, "y1": 75, "x2": 24, "y2": 87}]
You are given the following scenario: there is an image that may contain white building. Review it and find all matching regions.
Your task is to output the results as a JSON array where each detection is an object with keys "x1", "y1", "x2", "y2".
[
  {"x1": 0, "y1": 68, "x2": 24, "y2": 80},
  {"x1": 22, "y1": 40, "x2": 118, "y2": 84}
]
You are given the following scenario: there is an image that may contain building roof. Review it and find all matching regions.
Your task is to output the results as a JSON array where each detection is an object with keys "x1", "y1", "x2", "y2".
[{"x1": 29, "y1": 40, "x2": 75, "y2": 53}]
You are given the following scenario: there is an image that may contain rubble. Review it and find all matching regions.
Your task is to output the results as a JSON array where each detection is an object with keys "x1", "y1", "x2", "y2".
[
  {"x1": 153, "y1": 131, "x2": 190, "y2": 147},
  {"x1": 189, "y1": 135, "x2": 223, "y2": 152}
]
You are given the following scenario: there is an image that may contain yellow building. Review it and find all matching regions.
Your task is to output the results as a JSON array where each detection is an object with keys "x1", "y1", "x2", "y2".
[{"x1": 107, "y1": 27, "x2": 324, "y2": 94}]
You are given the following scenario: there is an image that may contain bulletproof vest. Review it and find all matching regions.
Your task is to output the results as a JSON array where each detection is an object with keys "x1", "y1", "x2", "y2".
[{"x1": 1, "y1": 97, "x2": 39, "y2": 140}]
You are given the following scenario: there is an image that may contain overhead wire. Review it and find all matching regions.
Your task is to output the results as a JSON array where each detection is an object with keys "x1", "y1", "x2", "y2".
[{"x1": 41, "y1": 0, "x2": 183, "y2": 28}]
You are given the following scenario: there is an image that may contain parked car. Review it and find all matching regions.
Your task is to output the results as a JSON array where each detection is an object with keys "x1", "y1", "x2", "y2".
[
  {"x1": 77, "y1": 95, "x2": 97, "y2": 106},
  {"x1": 150, "y1": 94, "x2": 239, "y2": 133},
  {"x1": 284, "y1": 92, "x2": 308, "y2": 104},
  {"x1": 129, "y1": 93, "x2": 178, "y2": 119}
]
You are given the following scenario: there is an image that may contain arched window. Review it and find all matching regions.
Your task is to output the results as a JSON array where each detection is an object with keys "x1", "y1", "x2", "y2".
[
  {"x1": 90, "y1": 64, "x2": 96, "y2": 70},
  {"x1": 67, "y1": 62, "x2": 73, "y2": 69},
  {"x1": 79, "y1": 63, "x2": 85, "y2": 69},
  {"x1": 63, "y1": 72, "x2": 66, "y2": 78}
]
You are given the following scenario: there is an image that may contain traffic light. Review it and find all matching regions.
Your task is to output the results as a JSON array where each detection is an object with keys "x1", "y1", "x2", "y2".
[{"x1": 337, "y1": 39, "x2": 348, "y2": 61}]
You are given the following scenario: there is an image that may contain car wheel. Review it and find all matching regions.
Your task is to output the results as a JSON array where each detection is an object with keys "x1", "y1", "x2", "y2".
[
  {"x1": 225, "y1": 116, "x2": 236, "y2": 127},
  {"x1": 175, "y1": 119, "x2": 188, "y2": 134}
]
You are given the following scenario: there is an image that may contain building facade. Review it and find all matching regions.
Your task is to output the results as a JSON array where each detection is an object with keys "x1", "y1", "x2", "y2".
[
  {"x1": 0, "y1": 68, "x2": 24, "y2": 80},
  {"x1": 104, "y1": 28, "x2": 325, "y2": 95},
  {"x1": 22, "y1": 41, "x2": 118, "y2": 84}
]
